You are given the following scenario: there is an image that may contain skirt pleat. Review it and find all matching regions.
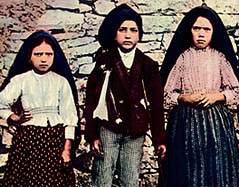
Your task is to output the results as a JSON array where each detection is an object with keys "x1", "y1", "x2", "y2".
[{"x1": 166, "y1": 104, "x2": 239, "y2": 187}]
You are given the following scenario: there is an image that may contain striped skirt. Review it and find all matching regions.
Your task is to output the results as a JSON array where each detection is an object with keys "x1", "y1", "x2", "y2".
[
  {"x1": 2, "y1": 125, "x2": 75, "y2": 187},
  {"x1": 166, "y1": 104, "x2": 239, "y2": 187}
]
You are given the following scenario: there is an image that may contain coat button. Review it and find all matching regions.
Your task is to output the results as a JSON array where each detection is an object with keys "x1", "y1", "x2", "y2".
[
  {"x1": 134, "y1": 104, "x2": 139, "y2": 108},
  {"x1": 119, "y1": 100, "x2": 124, "y2": 104},
  {"x1": 136, "y1": 114, "x2": 140, "y2": 119}
]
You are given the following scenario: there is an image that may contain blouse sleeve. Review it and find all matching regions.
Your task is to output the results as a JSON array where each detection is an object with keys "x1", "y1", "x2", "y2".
[
  {"x1": 59, "y1": 78, "x2": 78, "y2": 139},
  {"x1": 164, "y1": 55, "x2": 184, "y2": 110},
  {"x1": 219, "y1": 55, "x2": 239, "y2": 109},
  {"x1": 0, "y1": 76, "x2": 22, "y2": 120}
]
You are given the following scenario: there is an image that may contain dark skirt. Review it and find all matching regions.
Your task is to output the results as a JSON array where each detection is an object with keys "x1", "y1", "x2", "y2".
[
  {"x1": 2, "y1": 125, "x2": 75, "y2": 187},
  {"x1": 166, "y1": 104, "x2": 239, "y2": 187}
]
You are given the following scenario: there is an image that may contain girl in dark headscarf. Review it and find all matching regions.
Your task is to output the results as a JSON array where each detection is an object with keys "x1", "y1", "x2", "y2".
[
  {"x1": 161, "y1": 5, "x2": 239, "y2": 187},
  {"x1": 160, "y1": 4, "x2": 239, "y2": 86},
  {"x1": 0, "y1": 30, "x2": 78, "y2": 187}
]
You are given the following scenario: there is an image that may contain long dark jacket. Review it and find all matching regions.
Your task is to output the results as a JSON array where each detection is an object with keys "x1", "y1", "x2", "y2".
[{"x1": 84, "y1": 47, "x2": 165, "y2": 148}]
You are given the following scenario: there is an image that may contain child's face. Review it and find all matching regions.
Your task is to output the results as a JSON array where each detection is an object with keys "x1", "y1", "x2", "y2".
[
  {"x1": 30, "y1": 41, "x2": 54, "y2": 73},
  {"x1": 115, "y1": 20, "x2": 139, "y2": 51},
  {"x1": 191, "y1": 16, "x2": 213, "y2": 49}
]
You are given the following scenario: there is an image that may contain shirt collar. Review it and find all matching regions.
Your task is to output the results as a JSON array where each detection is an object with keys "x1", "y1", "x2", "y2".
[
  {"x1": 118, "y1": 47, "x2": 136, "y2": 69},
  {"x1": 31, "y1": 69, "x2": 51, "y2": 80}
]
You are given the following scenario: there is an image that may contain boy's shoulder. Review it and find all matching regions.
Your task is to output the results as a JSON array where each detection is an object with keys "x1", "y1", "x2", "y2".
[
  {"x1": 136, "y1": 48, "x2": 154, "y2": 61},
  {"x1": 95, "y1": 47, "x2": 158, "y2": 69},
  {"x1": 135, "y1": 48, "x2": 158, "y2": 67}
]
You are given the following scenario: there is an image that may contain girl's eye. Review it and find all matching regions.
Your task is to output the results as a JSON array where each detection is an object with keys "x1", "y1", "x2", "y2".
[
  {"x1": 45, "y1": 52, "x2": 53, "y2": 56},
  {"x1": 192, "y1": 26, "x2": 200, "y2": 31},
  {"x1": 33, "y1": 52, "x2": 53, "y2": 57},
  {"x1": 33, "y1": 52, "x2": 43, "y2": 57},
  {"x1": 204, "y1": 28, "x2": 211, "y2": 32}
]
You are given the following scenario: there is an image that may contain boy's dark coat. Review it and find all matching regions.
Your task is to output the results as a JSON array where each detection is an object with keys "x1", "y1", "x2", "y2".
[{"x1": 84, "y1": 47, "x2": 165, "y2": 148}]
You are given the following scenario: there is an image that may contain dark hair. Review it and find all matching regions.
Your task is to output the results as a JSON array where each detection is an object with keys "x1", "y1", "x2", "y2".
[
  {"x1": 160, "y1": 5, "x2": 239, "y2": 86},
  {"x1": 98, "y1": 3, "x2": 143, "y2": 49},
  {"x1": 0, "y1": 30, "x2": 79, "y2": 107}
]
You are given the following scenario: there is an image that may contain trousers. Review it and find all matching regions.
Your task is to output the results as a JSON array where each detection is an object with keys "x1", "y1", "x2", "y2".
[{"x1": 92, "y1": 126, "x2": 144, "y2": 187}]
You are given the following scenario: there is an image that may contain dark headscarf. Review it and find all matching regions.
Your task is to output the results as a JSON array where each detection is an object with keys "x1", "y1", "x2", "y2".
[
  {"x1": 98, "y1": 3, "x2": 143, "y2": 49},
  {"x1": 0, "y1": 30, "x2": 79, "y2": 107},
  {"x1": 160, "y1": 5, "x2": 239, "y2": 86}
]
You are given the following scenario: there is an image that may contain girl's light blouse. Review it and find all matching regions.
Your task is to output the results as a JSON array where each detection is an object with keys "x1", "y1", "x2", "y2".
[
  {"x1": 164, "y1": 47, "x2": 239, "y2": 110},
  {"x1": 0, "y1": 70, "x2": 78, "y2": 139}
]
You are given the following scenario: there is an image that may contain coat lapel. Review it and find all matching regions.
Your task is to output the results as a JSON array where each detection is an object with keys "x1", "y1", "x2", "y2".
[
  {"x1": 110, "y1": 48, "x2": 144, "y2": 99},
  {"x1": 111, "y1": 49, "x2": 130, "y2": 94},
  {"x1": 129, "y1": 49, "x2": 143, "y2": 99}
]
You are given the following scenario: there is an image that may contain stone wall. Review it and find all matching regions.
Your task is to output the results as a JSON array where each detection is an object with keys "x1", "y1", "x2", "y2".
[{"x1": 0, "y1": 0, "x2": 239, "y2": 186}]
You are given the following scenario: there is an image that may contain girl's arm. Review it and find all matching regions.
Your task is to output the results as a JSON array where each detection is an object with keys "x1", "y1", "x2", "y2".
[
  {"x1": 59, "y1": 79, "x2": 78, "y2": 140},
  {"x1": 219, "y1": 55, "x2": 239, "y2": 108},
  {"x1": 164, "y1": 55, "x2": 183, "y2": 109},
  {"x1": 0, "y1": 76, "x2": 22, "y2": 121},
  {"x1": 59, "y1": 78, "x2": 78, "y2": 162}
]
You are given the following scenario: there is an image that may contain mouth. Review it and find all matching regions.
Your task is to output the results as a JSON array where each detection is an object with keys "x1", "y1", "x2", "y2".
[
  {"x1": 197, "y1": 40, "x2": 206, "y2": 44},
  {"x1": 38, "y1": 65, "x2": 49, "y2": 70},
  {"x1": 39, "y1": 65, "x2": 48, "y2": 68},
  {"x1": 123, "y1": 41, "x2": 133, "y2": 45}
]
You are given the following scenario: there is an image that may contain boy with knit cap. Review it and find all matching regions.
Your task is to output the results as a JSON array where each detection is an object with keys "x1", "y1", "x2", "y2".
[{"x1": 84, "y1": 4, "x2": 166, "y2": 187}]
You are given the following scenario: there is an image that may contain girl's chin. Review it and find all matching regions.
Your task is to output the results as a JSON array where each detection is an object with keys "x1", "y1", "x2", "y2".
[{"x1": 33, "y1": 68, "x2": 50, "y2": 75}]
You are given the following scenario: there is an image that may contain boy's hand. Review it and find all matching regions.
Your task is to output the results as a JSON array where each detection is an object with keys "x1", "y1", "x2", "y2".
[
  {"x1": 92, "y1": 139, "x2": 103, "y2": 154},
  {"x1": 156, "y1": 144, "x2": 166, "y2": 160}
]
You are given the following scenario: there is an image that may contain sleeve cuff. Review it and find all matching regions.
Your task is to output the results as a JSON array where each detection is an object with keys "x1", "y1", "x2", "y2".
[
  {"x1": 222, "y1": 90, "x2": 233, "y2": 105},
  {"x1": 164, "y1": 93, "x2": 180, "y2": 109},
  {"x1": 173, "y1": 93, "x2": 180, "y2": 105},
  {"x1": 1, "y1": 110, "x2": 13, "y2": 121},
  {"x1": 65, "y1": 126, "x2": 75, "y2": 139}
]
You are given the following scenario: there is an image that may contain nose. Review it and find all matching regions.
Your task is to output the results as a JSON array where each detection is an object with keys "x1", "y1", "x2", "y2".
[
  {"x1": 125, "y1": 31, "x2": 131, "y2": 38},
  {"x1": 41, "y1": 54, "x2": 47, "y2": 62},
  {"x1": 198, "y1": 29, "x2": 206, "y2": 37}
]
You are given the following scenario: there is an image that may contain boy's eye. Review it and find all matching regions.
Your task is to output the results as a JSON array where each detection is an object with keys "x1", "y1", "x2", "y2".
[
  {"x1": 118, "y1": 27, "x2": 127, "y2": 32},
  {"x1": 130, "y1": 28, "x2": 138, "y2": 32},
  {"x1": 118, "y1": 27, "x2": 138, "y2": 33}
]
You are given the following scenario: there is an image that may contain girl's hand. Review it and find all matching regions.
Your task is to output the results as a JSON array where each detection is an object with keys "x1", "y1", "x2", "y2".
[
  {"x1": 7, "y1": 111, "x2": 32, "y2": 125},
  {"x1": 197, "y1": 92, "x2": 225, "y2": 107},
  {"x1": 62, "y1": 149, "x2": 71, "y2": 163},
  {"x1": 61, "y1": 139, "x2": 72, "y2": 163},
  {"x1": 178, "y1": 93, "x2": 204, "y2": 105}
]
